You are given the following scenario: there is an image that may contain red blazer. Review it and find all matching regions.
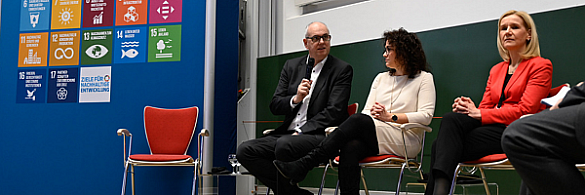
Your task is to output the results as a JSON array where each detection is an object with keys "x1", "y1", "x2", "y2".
[{"x1": 478, "y1": 56, "x2": 552, "y2": 125}]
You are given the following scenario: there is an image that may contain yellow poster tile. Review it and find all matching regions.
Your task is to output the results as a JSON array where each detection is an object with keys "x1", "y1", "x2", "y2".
[{"x1": 51, "y1": 0, "x2": 82, "y2": 29}]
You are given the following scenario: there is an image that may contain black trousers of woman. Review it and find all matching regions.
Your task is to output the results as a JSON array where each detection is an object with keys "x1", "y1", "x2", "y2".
[
  {"x1": 335, "y1": 114, "x2": 379, "y2": 194},
  {"x1": 425, "y1": 112, "x2": 506, "y2": 195},
  {"x1": 282, "y1": 113, "x2": 379, "y2": 195}
]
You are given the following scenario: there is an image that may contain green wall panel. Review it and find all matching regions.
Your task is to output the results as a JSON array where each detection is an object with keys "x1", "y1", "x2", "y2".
[{"x1": 256, "y1": 5, "x2": 585, "y2": 194}]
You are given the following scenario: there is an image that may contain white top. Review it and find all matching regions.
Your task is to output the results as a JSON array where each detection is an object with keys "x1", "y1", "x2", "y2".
[{"x1": 362, "y1": 71, "x2": 436, "y2": 157}]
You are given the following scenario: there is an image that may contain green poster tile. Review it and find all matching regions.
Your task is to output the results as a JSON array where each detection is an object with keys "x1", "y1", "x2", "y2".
[
  {"x1": 81, "y1": 29, "x2": 113, "y2": 65},
  {"x1": 148, "y1": 25, "x2": 181, "y2": 62}
]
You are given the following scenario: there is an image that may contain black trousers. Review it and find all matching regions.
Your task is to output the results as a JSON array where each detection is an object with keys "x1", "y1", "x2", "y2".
[
  {"x1": 334, "y1": 114, "x2": 379, "y2": 195},
  {"x1": 236, "y1": 132, "x2": 325, "y2": 195},
  {"x1": 502, "y1": 106, "x2": 585, "y2": 195},
  {"x1": 426, "y1": 112, "x2": 506, "y2": 194}
]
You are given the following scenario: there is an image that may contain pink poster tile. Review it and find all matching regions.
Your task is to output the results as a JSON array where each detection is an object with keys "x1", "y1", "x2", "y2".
[{"x1": 149, "y1": 0, "x2": 182, "y2": 24}]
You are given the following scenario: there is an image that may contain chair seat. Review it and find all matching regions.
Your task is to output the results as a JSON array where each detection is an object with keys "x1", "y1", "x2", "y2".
[
  {"x1": 359, "y1": 154, "x2": 405, "y2": 163},
  {"x1": 129, "y1": 154, "x2": 193, "y2": 162},
  {"x1": 463, "y1": 153, "x2": 507, "y2": 164},
  {"x1": 334, "y1": 154, "x2": 405, "y2": 164}
]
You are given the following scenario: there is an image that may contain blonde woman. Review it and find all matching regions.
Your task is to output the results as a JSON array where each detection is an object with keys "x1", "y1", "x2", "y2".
[{"x1": 425, "y1": 10, "x2": 552, "y2": 195}]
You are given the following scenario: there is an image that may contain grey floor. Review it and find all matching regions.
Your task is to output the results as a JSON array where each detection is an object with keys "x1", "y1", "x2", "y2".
[{"x1": 256, "y1": 186, "x2": 424, "y2": 195}]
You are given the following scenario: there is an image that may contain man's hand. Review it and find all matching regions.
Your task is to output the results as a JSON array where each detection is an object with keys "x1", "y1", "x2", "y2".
[{"x1": 293, "y1": 79, "x2": 312, "y2": 104}]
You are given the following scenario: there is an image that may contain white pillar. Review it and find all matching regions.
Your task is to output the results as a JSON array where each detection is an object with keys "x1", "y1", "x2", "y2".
[{"x1": 203, "y1": 0, "x2": 215, "y2": 194}]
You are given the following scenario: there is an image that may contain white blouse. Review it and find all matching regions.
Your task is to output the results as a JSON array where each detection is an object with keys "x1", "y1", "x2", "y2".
[{"x1": 361, "y1": 71, "x2": 436, "y2": 157}]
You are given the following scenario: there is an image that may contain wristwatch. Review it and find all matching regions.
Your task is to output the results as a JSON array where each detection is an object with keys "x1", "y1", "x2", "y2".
[{"x1": 391, "y1": 114, "x2": 398, "y2": 122}]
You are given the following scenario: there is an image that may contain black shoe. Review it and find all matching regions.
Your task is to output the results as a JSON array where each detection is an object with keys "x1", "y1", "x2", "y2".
[{"x1": 273, "y1": 160, "x2": 309, "y2": 185}]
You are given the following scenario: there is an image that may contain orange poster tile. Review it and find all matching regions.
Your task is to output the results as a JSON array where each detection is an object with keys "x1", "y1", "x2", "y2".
[
  {"x1": 116, "y1": 0, "x2": 148, "y2": 26},
  {"x1": 19, "y1": 32, "x2": 49, "y2": 67},
  {"x1": 49, "y1": 31, "x2": 80, "y2": 66}
]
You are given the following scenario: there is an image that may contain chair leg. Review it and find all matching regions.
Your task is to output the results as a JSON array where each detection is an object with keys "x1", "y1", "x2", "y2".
[
  {"x1": 121, "y1": 162, "x2": 129, "y2": 195},
  {"x1": 318, "y1": 164, "x2": 330, "y2": 195},
  {"x1": 479, "y1": 168, "x2": 492, "y2": 195},
  {"x1": 131, "y1": 165, "x2": 136, "y2": 195},
  {"x1": 334, "y1": 180, "x2": 339, "y2": 195},
  {"x1": 419, "y1": 171, "x2": 427, "y2": 190},
  {"x1": 198, "y1": 165, "x2": 203, "y2": 195},
  {"x1": 395, "y1": 163, "x2": 407, "y2": 195},
  {"x1": 361, "y1": 169, "x2": 369, "y2": 195},
  {"x1": 449, "y1": 164, "x2": 461, "y2": 195},
  {"x1": 192, "y1": 161, "x2": 197, "y2": 195}
]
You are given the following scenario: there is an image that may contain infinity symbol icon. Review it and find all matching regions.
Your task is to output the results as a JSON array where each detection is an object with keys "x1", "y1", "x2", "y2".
[{"x1": 55, "y1": 48, "x2": 74, "y2": 59}]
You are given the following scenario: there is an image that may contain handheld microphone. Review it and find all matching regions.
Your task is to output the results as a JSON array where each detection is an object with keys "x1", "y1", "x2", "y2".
[
  {"x1": 389, "y1": 68, "x2": 397, "y2": 74},
  {"x1": 305, "y1": 58, "x2": 315, "y2": 80}
]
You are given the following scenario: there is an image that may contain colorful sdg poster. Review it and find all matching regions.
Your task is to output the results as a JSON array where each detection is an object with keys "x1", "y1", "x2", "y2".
[
  {"x1": 81, "y1": 29, "x2": 114, "y2": 65},
  {"x1": 114, "y1": 26, "x2": 147, "y2": 63},
  {"x1": 148, "y1": 25, "x2": 181, "y2": 62},
  {"x1": 20, "y1": 0, "x2": 52, "y2": 31}
]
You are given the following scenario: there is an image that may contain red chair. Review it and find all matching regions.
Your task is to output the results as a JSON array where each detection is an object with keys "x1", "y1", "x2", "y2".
[{"x1": 117, "y1": 106, "x2": 208, "y2": 195}]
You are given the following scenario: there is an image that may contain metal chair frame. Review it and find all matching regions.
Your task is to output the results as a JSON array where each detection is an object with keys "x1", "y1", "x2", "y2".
[
  {"x1": 322, "y1": 123, "x2": 432, "y2": 195},
  {"x1": 448, "y1": 154, "x2": 510, "y2": 195},
  {"x1": 119, "y1": 128, "x2": 209, "y2": 195}
]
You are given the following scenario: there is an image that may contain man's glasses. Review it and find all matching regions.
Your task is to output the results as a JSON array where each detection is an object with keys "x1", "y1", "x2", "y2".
[{"x1": 306, "y1": 34, "x2": 331, "y2": 42}]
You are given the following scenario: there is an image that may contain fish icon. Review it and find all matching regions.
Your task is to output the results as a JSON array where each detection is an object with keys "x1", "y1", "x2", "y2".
[{"x1": 121, "y1": 49, "x2": 139, "y2": 59}]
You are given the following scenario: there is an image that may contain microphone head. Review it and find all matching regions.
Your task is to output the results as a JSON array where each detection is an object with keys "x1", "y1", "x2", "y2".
[
  {"x1": 308, "y1": 58, "x2": 315, "y2": 66},
  {"x1": 389, "y1": 68, "x2": 396, "y2": 73}
]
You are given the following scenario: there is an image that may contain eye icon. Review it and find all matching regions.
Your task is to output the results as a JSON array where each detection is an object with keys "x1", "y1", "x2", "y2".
[{"x1": 85, "y1": 44, "x2": 109, "y2": 59}]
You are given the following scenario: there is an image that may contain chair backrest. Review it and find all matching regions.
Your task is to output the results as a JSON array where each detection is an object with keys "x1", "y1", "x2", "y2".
[
  {"x1": 144, "y1": 106, "x2": 199, "y2": 155},
  {"x1": 348, "y1": 103, "x2": 359, "y2": 116}
]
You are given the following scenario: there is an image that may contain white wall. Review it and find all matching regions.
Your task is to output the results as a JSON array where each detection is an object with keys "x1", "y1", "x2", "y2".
[{"x1": 279, "y1": 0, "x2": 585, "y2": 54}]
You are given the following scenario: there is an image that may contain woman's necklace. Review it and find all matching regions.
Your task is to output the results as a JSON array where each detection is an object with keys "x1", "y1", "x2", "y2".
[{"x1": 508, "y1": 59, "x2": 522, "y2": 74}]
